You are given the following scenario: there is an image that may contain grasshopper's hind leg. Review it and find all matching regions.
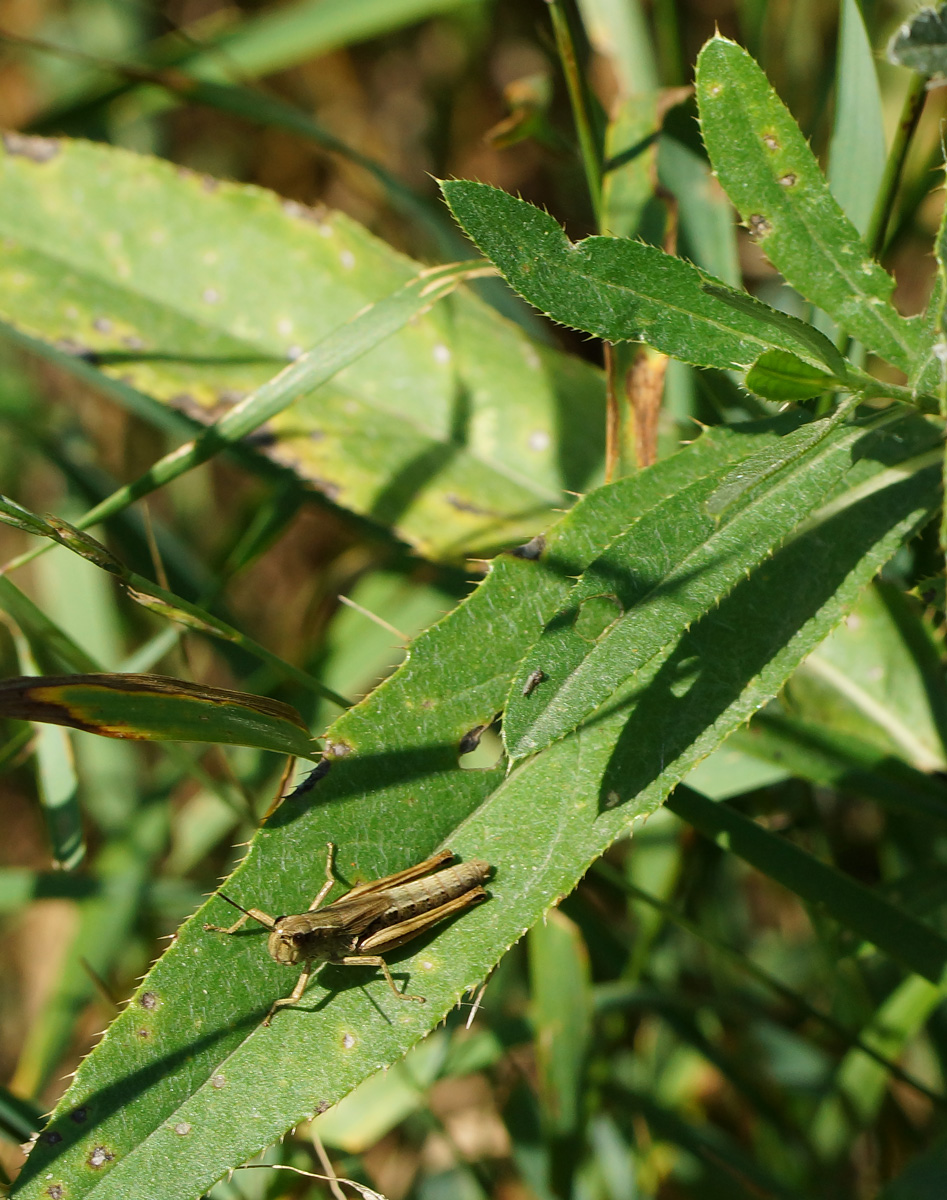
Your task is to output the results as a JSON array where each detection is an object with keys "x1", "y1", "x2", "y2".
[{"x1": 340, "y1": 954, "x2": 426, "y2": 1003}]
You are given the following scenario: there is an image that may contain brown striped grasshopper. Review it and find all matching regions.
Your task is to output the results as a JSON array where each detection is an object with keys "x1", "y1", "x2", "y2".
[{"x1": 205, "y1": 844, "x2": 491, "y2": 1025}]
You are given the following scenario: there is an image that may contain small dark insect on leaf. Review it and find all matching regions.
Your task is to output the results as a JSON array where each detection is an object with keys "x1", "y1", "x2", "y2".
[
  {"x1": 205, "y1": 845, "x2": 491, "y2": 1025},
  {"x1": 522, "y1": 668, "x2": 546, "y2": 697}
]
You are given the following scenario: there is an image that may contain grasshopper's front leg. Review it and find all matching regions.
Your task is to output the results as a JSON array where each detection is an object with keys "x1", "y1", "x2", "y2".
[{"x1": 263, "y1": 968, "x2": 313, "y2": 1026}]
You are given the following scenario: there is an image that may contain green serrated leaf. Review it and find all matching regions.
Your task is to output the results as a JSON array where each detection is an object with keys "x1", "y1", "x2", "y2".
[
  {"x1": 505, "y1": 405, "x2": 893, "y2": 759},
  {"x1": 829, "y1": 0, "x2": 886, "y2": 237},
  {"x1": 696, "y1": 36, "x2": 924, "y2": 371},
  {"x1": 442, "y1": 179, "x2": 848, "y2": 371},
  {"x1": 15, "y1": 410, "x2": 940, "y2": 1200}
]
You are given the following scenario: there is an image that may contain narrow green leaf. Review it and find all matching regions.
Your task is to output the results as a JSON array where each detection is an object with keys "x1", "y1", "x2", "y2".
[
  {"x1": 576, "y1": 0, "x2": 658, "y2": 98},
  {"x1": 31, "y1": 0, "x2": 484, "y2": 133},
  {"x1": 829, "y1": 0, "x2": 886, "y2": 237},
  {"x1": 744, "y1": 349, "x2": 836, "y2": 401},
  {"x1": 811, "y1": 975, "x2": 942, "y2": 1160},
  {"x1": 660, "y1": 134, "x2": 740, "y2": 287},
  {"x1": 9, "y1": 610, "x2": 85, "y2": 870},
  {"x1": 601, "y1": 93, "x2": 661, "y2": 240},
  {"x1": 0, "y1": 577, "x2": 101, "y2": 675},
  {"x1": 529, "y1": 911, "x2": 592, "y2": 1138},
  {"x1": 441, "y1": 178, "x2": 847, "y2": 371},
  {"x1": 701, "y1": 283, "x2": 848, "y2": 376},
  {"x1": 0, "y1": 497, "x2": 351, "y2": 705},
  {"x1": 696, "y1": 36, "x2": 923, "y2": 371},
  {"x1": 0, "y1": 674, "x2": 316, "y2": 756},
  {"x1": 15, "y1": 409, "x2": 939, "y2": 1200},
  {"x1": 178, "y1": 0, "x2": 484, "y2": 84},
  {"x1": 0, "y1": 1084, "x2": 43, "y2": 1143}
]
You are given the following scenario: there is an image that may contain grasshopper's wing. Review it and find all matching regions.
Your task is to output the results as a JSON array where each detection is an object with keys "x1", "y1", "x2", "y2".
[
  {"x1": 357, "y1": 887, "x2": 488, "y2": 955},
  {"x1": 339, "y1": 849, "x2": 455, "y2": 901}
]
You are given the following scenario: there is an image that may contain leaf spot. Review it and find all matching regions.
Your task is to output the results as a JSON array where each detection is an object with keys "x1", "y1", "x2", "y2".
[
  {"x1": 70, "y1": 1108, "x2": 88, "y2": 1124},
  {"x1": 174, "y1": 1122, "x2": 192, "y2": 1136},
  {"x1": 778, "y1": 173, "x2": 797, "y2": 187},
  {"x1": 211, "y1": 1074, "x2": 227, "y2": 1088},
  {"x1": 286, "y1": 344, "x2": 303, "y2": 361},
  {"x1": 762, "y1": 133, "x2": 780, "y2": 150},
  {"x1": 88, "y1": 1146, "x2": 114, "y2": 1168},
  {"x1": 747, "y1": 214, "x2": 772, "y2": 239},
  {"x1": 202, "y1": 287, "x2": 221, "y2": 304},
  {"x1": 138, "y1": 991, "x2": 158, "y2": 1009},
  {"x1": 432, "y1": 343, "x2": 451, "y2": 365},
  {"x1": 339, "y1": 250, "x2": 356, "y2": 270},
  {"x1": 528, "y1": 430, "x2": 550, "y2": 451},
  {"x1": 341, "y1": 1031, "x2": 357, "y2": 1050},
  {"x1": 46, "y1": 1186, "x2": 64, "y2": 1199}
]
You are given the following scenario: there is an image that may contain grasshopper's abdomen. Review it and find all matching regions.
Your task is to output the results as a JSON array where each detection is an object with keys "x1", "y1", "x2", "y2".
[{"x1": 376, "y1": 859, "x2": 491, "y2": 924}]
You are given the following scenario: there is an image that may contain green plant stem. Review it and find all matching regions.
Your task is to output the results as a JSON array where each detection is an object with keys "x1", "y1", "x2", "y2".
[
  {"x1": 652, "y1": 0, "x2": 685, "y2": 87},
  {"x1": 546, "y1": 0, "x2": 602, "y2": 225},
  {"x1": 865, "y1": 72, "x2": 928, "y2": 260}
]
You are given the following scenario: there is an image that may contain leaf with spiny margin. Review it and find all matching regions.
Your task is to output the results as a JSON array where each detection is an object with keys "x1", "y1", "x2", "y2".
[
  {"x1": 440, "y1": 179, "x2": 849, "y2": 374},
  {"x1": 13, "y1": 409, "x2": 941, "y2": 1200},
  {"x1": 503, "y1": 406, "x2": 922, "y2": 760},
  {"x1": 695, "y1": 36, "x2": 924, "y2": 374}
]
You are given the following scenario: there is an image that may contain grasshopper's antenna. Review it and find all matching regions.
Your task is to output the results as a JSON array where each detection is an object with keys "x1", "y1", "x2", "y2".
[{"x1": 215, "y1": 892, "x2": 277, "y2": 930}]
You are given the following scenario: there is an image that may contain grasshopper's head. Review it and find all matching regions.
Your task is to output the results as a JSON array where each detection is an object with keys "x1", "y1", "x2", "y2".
[{"x1": 267, "y1": 913, "x2": 344, "y2": 966}]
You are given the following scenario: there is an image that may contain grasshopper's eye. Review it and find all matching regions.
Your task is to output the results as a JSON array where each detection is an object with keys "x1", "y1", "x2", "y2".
[{"x1": 275, "y1": 915, "x2": 287, "y2": 923}]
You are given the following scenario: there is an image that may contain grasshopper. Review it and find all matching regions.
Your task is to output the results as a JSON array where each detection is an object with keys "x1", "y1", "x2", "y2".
[{"x1": 205, "y1": 844, "x2": 491, "y2": 1025}]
